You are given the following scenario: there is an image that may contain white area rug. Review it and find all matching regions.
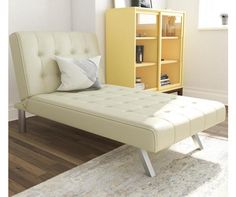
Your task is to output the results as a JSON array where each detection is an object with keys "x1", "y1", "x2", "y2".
[{"x1": 13, "y1": 135, "x2": 227, "y2": 197}]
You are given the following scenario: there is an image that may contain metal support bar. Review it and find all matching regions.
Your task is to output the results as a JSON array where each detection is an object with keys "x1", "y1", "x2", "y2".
[
  {"x1": 139, "y1": 149, "x2": 156, "y2": 177},
  {"x1": 18, "y1": 109, "x2": 26, "y2": 132},
  {"x1": 192, "y1": 134, "x2": 203, "y2": 150}
]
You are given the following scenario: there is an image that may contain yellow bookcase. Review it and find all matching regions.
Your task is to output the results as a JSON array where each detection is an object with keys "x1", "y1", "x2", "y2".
[{"x1": 106, "y1": 8, "x2": 185, "y2": 95}]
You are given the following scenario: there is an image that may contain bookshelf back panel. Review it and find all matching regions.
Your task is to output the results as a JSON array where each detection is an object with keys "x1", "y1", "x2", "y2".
[
  {"x1": 136, "y1": 66, "x2": 157, "y2": 89},
  {"x1": 136, "y1": 25, "x2": 157, "y2": 37},
  {"x1": 136, "y1": 14, "x2": 158, "y2": 37},
  {"x1": 162, "y1": 39, "x2": 180, "y2": 60},
  {"x1": 136, "y1": 40, "x2": 157, "y2": 62},
  {"x1": 161, "y1": 63, "x2": 180, "y2": 84}
]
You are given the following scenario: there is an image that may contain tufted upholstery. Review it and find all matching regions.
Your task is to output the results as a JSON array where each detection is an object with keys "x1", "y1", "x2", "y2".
[
  {"x1": 23, "y1": 85, "x2": 225, "y2": 152},
  {"x1": 10, "y1": 32, "x2": 100, "y2": 100}
]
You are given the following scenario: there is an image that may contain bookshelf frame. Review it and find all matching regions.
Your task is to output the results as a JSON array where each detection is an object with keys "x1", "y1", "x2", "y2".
[{"x1": 106, "y1": 7, "x2": 185, "y2": 95}]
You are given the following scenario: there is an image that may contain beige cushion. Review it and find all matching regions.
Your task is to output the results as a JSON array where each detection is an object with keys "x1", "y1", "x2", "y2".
[
  {"x1": 22, "y1": 85, "x2": 225, "y2": 153},
  {"x1": 55, "y1": 55, "x2": 101, "y2": 91},
  {"x1": 10, "y1": 32, "x2": 100, "y2": 100}
]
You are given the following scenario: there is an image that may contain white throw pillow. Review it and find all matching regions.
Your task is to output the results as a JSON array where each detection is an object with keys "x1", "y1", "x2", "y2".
[{"x1": 55, "y1": 56, "x2": 101, "y2": 91}]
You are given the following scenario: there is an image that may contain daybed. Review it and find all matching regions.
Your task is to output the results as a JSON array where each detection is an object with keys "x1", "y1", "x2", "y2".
[{"x1": 10, "y1": 32, "x2": 225, "y2": 177}]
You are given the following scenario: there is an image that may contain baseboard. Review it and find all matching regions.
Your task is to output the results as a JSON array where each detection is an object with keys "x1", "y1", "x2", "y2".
[
  {"x1": 183, "y1": 86, "x2": 228, "y2": 105},
  {"x1": 9, "y1": 104, "x2": 34, "y2": 121}
]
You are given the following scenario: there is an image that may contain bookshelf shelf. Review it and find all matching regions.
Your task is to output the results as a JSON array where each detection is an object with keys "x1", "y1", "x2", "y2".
[
  {"x1": 162, "y1": 36, "x2": 179, "y2": 40},
  {"x1": 136, "y1": 62, "x2": 156, "y2": 67},
  {"x1": 136, "y1": 36, "x2": 157, "y2": 40},
  {"x1": 161, "y1": 60, "x2": 178, "y2": 65}
]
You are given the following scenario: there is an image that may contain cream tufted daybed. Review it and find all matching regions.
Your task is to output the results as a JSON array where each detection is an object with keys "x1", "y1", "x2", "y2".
[{"x1": 10, "y1": 32, "x2": 225, "y2": 177}]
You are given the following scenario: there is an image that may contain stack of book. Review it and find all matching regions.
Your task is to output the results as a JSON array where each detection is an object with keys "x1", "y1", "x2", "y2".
[
  {"x1": 160, "y1": 74, "x2": 171, "y2": 86},
  {"x1": 135, "y1": 83, "x2": 145, "y2": 90},
  {"x1": 135, "y1": 77, "x2": 145, "y2": 90}
]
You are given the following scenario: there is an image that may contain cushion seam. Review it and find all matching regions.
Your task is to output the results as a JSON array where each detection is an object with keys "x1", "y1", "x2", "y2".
[{"x1": 15, "y1": 33, "x2": 30, "y2": 99}]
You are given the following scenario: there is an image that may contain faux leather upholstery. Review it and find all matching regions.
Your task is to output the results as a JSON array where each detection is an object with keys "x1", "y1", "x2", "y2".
[
  {"x1": 10, "y1": 32, "x2": 225, "y2": 153},
  {"x1": 10, "y1": 32, "x2": 100, "y2": 100},
  {"x1": 21, "y1": 85, "x2": 225, "y2": 152}
]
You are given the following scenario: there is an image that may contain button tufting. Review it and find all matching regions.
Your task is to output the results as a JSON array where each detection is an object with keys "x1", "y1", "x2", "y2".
[
  {"x1": 192, "y1": 102, "x2": 197, "y2": 104},
  {"x1": 41, "y1": 73, "x2": 45, "y2": 78},
  {"x1": 164, "y1": 110, "x2": 171, "y2": 113},
  {"x1": 71, "y1": 49, "x2": 75, "y2": 54},
  {"x1": 38, "y1": 52, "x2": 43, "y2": 56},
  {"x1": 84, "y1": 48, "x2": 89, "y2": 53}
]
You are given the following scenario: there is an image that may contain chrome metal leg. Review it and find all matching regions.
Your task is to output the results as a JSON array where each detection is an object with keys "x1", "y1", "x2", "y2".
[
  {"x1": 192, "y1": 134, "x2": 203, "y2": 150},
  {"x1": 139, "y1": 149, "x2": 156, "y2": 177},
  {"x1": 18, "y1": 109, "x2": 26, "y2": 132}
]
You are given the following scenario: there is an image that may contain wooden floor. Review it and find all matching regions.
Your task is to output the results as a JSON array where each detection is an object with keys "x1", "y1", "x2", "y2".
[{"x1": 9, "y1": 110, "x2": 228, "y2": 196}]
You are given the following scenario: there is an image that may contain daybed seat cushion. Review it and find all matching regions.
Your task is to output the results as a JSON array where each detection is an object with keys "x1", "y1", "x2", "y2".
[{"x1": 20, "y1": 85, "x2": 225, "y2": 153}]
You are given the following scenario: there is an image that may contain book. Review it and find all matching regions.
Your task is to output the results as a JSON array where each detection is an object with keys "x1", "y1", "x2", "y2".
[
  {"x1": 160, "y1": 78, "x2": 170, "y2": 82},
  {"x1": 135, "y1": 83, "x2": 145, "y2": 90},
  {"x1": 160, "y1": 74, "x2": 171, "y2": 86}
]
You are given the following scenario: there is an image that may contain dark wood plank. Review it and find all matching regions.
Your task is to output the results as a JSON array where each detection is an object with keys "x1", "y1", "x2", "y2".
[
  {"x1": 9, "y1": 179, "x2": 25, "y2": 196},
  {"x1": 9, "y1": 153, "x2": 45, "y2": 177},
  {"x1": 9, "y1": 160, "x2": 42, "y2": 187},
  {"x1": 9, "y1": 116, "x2": 122, "y2": 196}
]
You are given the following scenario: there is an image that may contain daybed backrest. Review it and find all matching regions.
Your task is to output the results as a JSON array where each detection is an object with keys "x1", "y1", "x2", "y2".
[{"x1": 10, "y1": 32, "x2": 100, "y2": 100}]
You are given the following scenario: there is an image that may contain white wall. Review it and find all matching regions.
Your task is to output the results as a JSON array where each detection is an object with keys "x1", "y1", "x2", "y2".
[
  {"x1": 167, "y1": 0, "x2": 228, "y2": 104},
  {"x1": 9, "y1": 0, "x2": 72, "y2": 120},
  {"x1": 71, "y1": 0, "x2": 95, "y2": 33},
  {"x1": 95, "y1": 1, "x2": 113, "y2": 83},
  {"x1": 71, "y1": 0, "x2": 113, "y2": 83},
  {"x1": 152, "y1": 0, "x2": 167, "y2": 9}
]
